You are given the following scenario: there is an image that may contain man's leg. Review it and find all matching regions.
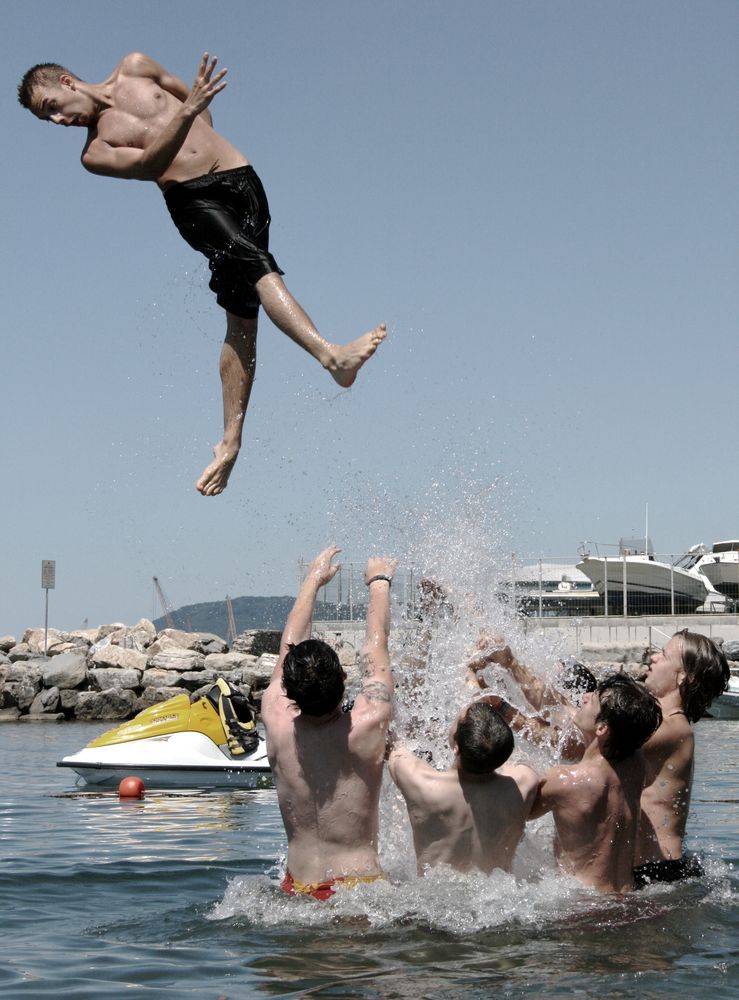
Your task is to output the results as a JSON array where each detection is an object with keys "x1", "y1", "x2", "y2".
[
  {"x1": 255, "y1": 273, "x2": 386, "y2": 388},
  {"x1": 197, "y1": 312, "x2": 257, "y2": 497}
]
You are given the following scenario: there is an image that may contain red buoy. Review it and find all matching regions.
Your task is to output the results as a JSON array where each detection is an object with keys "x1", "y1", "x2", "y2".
[{"x1": 118, "y1": 776, "x2": 145, "y2": 799}]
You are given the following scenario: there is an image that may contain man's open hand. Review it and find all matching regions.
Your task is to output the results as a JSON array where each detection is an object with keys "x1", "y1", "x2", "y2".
[
  {"x1": 307, "y1": 545, "x2": 342, "y2": 588},
  {"x1": 184, "y1": 53, "x2": 227, "y2": 117}
]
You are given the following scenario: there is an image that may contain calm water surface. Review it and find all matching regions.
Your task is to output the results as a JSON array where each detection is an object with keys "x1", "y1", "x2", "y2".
[{"x1": 0, "y1": 721, "x2": 736, "y2": 998}]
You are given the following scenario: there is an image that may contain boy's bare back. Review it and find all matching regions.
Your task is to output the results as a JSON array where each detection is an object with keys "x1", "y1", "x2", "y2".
[{"x1": 390, "y1": 749, "x2": 538, "y2": 875}]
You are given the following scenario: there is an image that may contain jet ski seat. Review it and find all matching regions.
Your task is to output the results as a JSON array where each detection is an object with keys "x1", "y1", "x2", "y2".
[{"x1": 204, "y1": 677, "x2": 260, "y2": 757}]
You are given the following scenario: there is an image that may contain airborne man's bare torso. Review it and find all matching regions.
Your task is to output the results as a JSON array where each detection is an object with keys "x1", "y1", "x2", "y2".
[{"x1": 83, "y1": 54, "x2": 247, "y2": 187}]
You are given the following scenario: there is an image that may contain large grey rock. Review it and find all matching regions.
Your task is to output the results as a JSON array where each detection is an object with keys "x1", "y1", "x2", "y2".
[
  {"x1": 148, "y1": 648, "x2": 205, "y2": 672},
  {"x1": 74, "y1": 689, "x2": 137, "y2": 720},
  {"x1": 0, "y1": 652, "x2": 9, "y2": 667},
  {"x1": 88, "y1": 667, "x2": 142, "y2": 691},
  {"x1": 60, "y1": 689, "x2": 81, "y2": 712},
  {"x1": 721, "y1": 639, "x2": 739, "y2": 661},
  {"x1": 42, "y1": 651, "x2": 88, "y2": 690},
  {"x1": 46, "y1": 640, "x2": 89, "y2": 657},
  {"x1": 179, "y1": 670, "x2": 218, "y2": 692},
  {"x1": 204, "y1": 651, "x2": 258, "y2": 672},
  {"x1": 253, "y1": 653, "x2": 278, "y2": 688},
  {"x1": 202, "y1": 638, "x2": 229, "y2": 655},
  {"x1": 91, "y1": 645, "x2": 148, "y2": 671},
  {"x1": 156, "y1": 630, "x2": 227, "y2": 654},
  {"x1": 94, "y1": 623, "x2": 127, "y2": 643},
  {"x1": 23, "y1": 628, "x2": 64, "y2": 654},
  {"x1": 66, "y1": 629, "x2": 98, "y2": 645},
  {"x1": 0, "y1": 636, "x2": 16, "y2": 653},
  {"x1": 3, "y1": 663, "x2": 43, "y2": 685},
  {"x1": 140, "y1": 668, "x2": 187, "y2": 689},
  {"x1": 5, "y1": 679, "x2": 43, "y2": 712},
  {"x1": 109, "y1": 618, "x2": 157, "y2": 652},
  {"x1": 30, "y1": 686, "x2": 61, "y2": 715},
  {"x1": 232, "y1": 630, "x2": 282, "y2": 656},
  {"x1": 8, "y1": 644, "x2": 31, "y2": 662}
]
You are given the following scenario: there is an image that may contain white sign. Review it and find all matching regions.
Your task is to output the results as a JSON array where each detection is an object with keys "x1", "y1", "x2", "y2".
[{"x1": 42, "y1": 560, "x2": 56, "y2": 590}]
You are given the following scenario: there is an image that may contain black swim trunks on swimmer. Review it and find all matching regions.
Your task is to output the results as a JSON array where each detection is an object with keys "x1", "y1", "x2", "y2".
[
  {"x1": 163, "y1": 165, "x2": 284, "y2": 319},
  {"x1": 633, "y1": 853, "x2": 704, "y2": 889}
]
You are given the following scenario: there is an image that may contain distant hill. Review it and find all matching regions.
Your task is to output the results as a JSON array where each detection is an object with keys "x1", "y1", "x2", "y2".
[{"x1": 153, "y1": 595, "x2": 364, "y2": 641}]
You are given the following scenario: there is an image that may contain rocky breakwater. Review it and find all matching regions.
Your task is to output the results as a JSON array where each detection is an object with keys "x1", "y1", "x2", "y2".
[{"x1": 0, "y1": 620, "x2": 360, "y2": 723}]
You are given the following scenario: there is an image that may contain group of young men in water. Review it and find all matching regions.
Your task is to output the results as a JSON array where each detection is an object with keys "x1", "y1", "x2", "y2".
[
  {"x1": 262, "y1": 546, "x2": 729, "y2": 900},
  {"x1": 19, "y1": 53, "x2": 731, "y2": 900}
]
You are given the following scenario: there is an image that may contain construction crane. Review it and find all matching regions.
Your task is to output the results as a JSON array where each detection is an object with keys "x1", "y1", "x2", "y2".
[
  {"x1": 153, "y1": 576, "x2": 175, "y2": 629},
  {"x1": 226, "y1": 594, "x2": 237, "y2": 646}
]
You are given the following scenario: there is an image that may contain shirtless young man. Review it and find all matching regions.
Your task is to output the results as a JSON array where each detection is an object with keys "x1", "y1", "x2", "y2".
[
  {"x1": 529, "y1": 674, "x2": 662, "y2": 894},
  {"x1": 18, "y1": 54, "x2": 386, "y2": 496},
  {"x1": 260, "y1": 545, "x2": 396, "y2": 900},
  {"x1": 634, "y1": 630, "x2": 729, "y2": 887},
  {"x1": 388, "y1": 701, "x2": 539, "y2": 875},
  {"x1": 483, "y1": 629, "x2": 729, "y2": 887}
]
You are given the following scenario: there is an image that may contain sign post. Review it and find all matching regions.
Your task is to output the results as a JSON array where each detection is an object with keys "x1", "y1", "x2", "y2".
[{"x1": 41, "y1": 560, "x2": 56, "y2": 655}]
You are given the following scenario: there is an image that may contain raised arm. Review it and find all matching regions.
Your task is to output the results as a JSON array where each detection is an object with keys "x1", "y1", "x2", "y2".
[
  {"x1": 82, "y1": 53, "x2": 226, "y2": 180},
  {"x1": 265, "y1": 545, "x2": 341, "y2": 695},
  {"x1": 355, "y1": 556, "x2": 397, "y2": 715}
]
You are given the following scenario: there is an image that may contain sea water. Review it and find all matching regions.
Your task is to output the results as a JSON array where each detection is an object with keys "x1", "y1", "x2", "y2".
[{"x1": 0, "y1": 717, "x2": 736, "y2": 997}]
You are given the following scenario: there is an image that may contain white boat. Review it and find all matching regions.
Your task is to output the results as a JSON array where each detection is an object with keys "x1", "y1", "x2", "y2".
[
  {"x1": 707, "y1": 668, "x2": 739, "y2": 720},
  {"x1": 576, "y1": 538, "x2": 724, "y2": 615},
  {"x1": 58, "y1": 679, "x2": 272, "y2": 788},
  {"x1": 697, "y1": 540, "x2": 739, "y2": 600}
]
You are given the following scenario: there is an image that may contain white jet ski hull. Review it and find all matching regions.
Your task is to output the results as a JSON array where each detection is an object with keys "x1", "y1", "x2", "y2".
[{"x1": 58, "y1": 731, "x2": 272, "y2": 788}]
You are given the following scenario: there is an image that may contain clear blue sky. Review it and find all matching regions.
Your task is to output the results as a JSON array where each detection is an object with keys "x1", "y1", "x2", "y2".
[{"x1": 2, "y1": 0, "x2": 737, "y2": 637}]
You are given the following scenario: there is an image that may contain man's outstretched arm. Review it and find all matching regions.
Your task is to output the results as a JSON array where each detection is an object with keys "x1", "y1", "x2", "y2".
[
  {"x1": 355, "y1": 556, "x2": 397, "y2": 714},
  {"x1": 82, "y1": 53, "x2": 226, "y2": 180},
  {"x1": 264, "y1": 546, "x2": 341, "y2": 699}
]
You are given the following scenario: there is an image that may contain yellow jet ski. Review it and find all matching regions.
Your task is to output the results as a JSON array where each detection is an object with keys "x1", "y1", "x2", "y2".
[{"x1": 58, "y1": 678, "x2": 271, "y2": 788}]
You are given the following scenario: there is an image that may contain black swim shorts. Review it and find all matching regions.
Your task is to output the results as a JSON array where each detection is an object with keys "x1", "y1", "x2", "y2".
[
  {"x1": 163, "y1": 165, "x2": 284, "y2": 319},
  {"x1": 633, "y1": 853, "x2": 704, "y2": 889}
]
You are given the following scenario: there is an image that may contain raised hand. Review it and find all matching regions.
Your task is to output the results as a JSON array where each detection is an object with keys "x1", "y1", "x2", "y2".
[
  {"x1": 306, "y1": 545, "x2": 342, "y2": 588},
  {"x1": 365, "y1": 556, "x2": 397, "y2": 584},
  {"x1": 185, "y1": 53, "x2": 228, "y2": 117}
]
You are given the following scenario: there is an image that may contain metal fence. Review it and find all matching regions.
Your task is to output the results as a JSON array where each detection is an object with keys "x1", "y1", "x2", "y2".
[{"x1": 303, "y1": 547, "x2": 736, "y2": 621}]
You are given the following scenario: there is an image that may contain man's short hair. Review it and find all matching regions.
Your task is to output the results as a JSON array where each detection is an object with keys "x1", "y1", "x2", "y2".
[
  {"x1": 675, "y1": 629, "x2": 730, "y2": 723},
  {"x1": 281, "y1": 639, "x2": 344, "y2": 717},
  {"x1": 18, "y1": 63, "x2": 78, "y2": 110},
  {"x1": 455, "y1": 702, "x2": 514, "y2": 774},
  {"x1": 596, "y1": 674, "x2": 662, "y2": 762},
  {"x1": 559, "y1": 657, "x2": 597, "y2": 700}
]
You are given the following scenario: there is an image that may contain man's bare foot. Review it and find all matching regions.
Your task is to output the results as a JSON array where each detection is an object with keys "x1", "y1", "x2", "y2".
[
  {"x1": 196, "y1": 440, "x2": 239, "y2": 496},
  {"x1": 327, "y1": 324, "x2": 387, "y2": 388}
]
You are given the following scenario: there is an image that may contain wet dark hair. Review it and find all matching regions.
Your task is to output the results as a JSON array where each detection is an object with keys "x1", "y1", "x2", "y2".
[
  {"x1": 560, "y1": 657, "x2": 597, "y2": 698},
  {"x1": 455, "y1": 702, "x2": 514, "y2": 774},
  {"x1": 675, "y1": 629, "x2": 730, "y2": 723},
  {"x1": 281, "y1": 639, "x2": 344, "y2": 717},
  {"x1": 596, "y1": 674, "x2": 662, "y2": 763},
  {"x1": 18, "y1": 63, "x2": 78, "y2": 110}
]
